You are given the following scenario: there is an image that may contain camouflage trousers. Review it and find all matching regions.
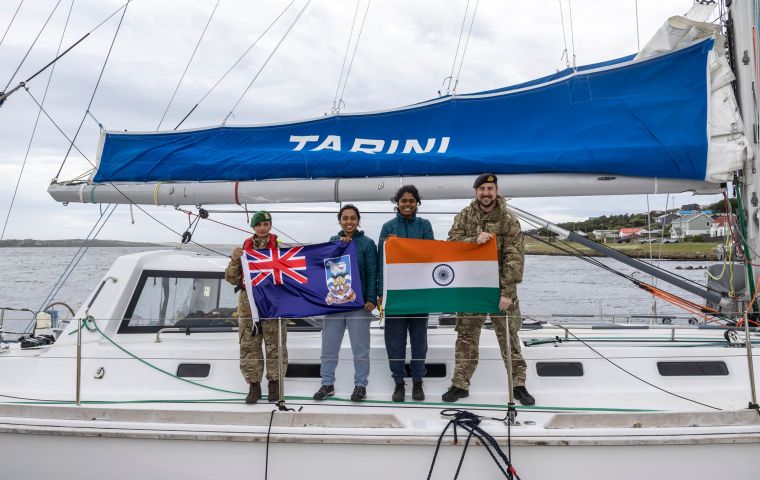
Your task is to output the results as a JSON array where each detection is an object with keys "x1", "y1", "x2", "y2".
[
  {"x1": 451, "y1": 298, "x2": 526, "y2": 390},
  {"x1": 238, "y1": 295, "x2": 288, "y2": 384}
]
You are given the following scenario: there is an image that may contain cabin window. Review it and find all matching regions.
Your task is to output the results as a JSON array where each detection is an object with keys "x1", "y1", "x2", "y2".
[
  {"x1": 536, "y1": 362, "x2": 584, "y2": 377},
  {"x1": 120, "y1": 270, "x2": 238, "y2": 333},
  {"x1": 657, "y1": 361, "x2": 729, "y2": 376}
]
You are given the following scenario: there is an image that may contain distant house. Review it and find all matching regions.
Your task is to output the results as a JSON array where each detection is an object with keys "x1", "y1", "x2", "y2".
[
  {"x1": 619, "y1": 227, "x2": 644, "y2": 239},
  {"x1": 710, "y1": 215, "x2": 733, "y2": 237},
  {"x1": 670, "y1": 213, "x2": 714, "y2": 239},
  {"x1": 591, "y1": 229, "x2": 618, "y2": 242},
  {"x1": 655, "y1": 213, "x2": 680, "y2": 227}
]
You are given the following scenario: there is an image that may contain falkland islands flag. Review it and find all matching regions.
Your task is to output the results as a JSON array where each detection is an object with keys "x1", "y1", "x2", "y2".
[
  {"x1": 241, "y1": 241, "x2": 365, "y2": 319},
  {"x1": 382, "y1": 237, "x2": 499, "y2": 315}
]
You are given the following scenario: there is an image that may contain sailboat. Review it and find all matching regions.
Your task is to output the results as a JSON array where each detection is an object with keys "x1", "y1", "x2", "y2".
[{"x1": 1, "y1": 1, "x2": 759, "y2": 479}]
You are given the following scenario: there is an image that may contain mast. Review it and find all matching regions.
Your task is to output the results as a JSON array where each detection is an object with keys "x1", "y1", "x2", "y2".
[{"x1": 728, "y1": 0, "x2": 760, "y2": 308}]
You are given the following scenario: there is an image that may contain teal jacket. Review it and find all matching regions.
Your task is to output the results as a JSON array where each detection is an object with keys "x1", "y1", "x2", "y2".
[
  {"x1": 330, "y1": 230, "x2": 378, "y2": 304},
  {"x1": 377, "y1": 212, "x2": 434, "y2": 292}
]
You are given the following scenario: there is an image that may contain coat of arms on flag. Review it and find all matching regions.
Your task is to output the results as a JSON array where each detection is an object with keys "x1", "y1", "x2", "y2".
[
  {"x1": 324, "y1": 255, "x2": 357, "y2": 304},
  {"x1": 241, "y1": 241, "x2": 365, "y2": 319}
]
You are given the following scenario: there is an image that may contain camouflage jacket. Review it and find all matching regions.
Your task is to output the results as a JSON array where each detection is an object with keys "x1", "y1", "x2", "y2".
[
  {"x1": 447, "y1": 196, "x2": 524, "y2": 297},
  {"x1": 224, "y1": 235, "x2": 278, "y2": 293}
]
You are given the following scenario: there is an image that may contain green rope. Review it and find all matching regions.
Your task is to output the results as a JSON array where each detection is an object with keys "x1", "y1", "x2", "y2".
[{"x1": 47, "y1": 318, "x2": 661, "y2": 414}]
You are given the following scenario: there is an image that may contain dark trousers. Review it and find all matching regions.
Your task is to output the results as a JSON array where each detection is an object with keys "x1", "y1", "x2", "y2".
[{"x1": 384, "y1": 314, "x2": 428, "y2": 384}]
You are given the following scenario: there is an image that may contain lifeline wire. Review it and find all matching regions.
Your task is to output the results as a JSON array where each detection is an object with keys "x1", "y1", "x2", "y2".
[
  {"x1": 174, "y1": 0, "x2": 296, "y2": 130},
  {"x1": 156, "y1": 0, "x2": 221, "y2": 130},
  {"x1": 0, "y1": 0, "x2": 24, "y2": 50},
  {"x1": 2, "y1": 0, "x2": 62, "y2": 92},
  {"x1": 1, "y1": 0, "x2": 74, "y2": 241},
  {"x1": 224, "y1": 0, "x2": 312, "y2": 123},
  {"x1": 54, "y1": 1, "x2": 129, "y2": 182}
]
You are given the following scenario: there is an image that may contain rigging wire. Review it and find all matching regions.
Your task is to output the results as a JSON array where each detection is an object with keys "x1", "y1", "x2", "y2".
[
  {"x1": 332, "y1": 0, "x2": 371, "y2": 113},
  {"x1": 444, "y1": 0, "x2": 471, "y2": 95},
  {"x1": 2, "y1": 0, "x2": 62, "y2": 93},
  {"x1": 53, "y1": 1, "x2": 129, "y2": 183},
  {"x1": 0, "y1": 0, "x2": 24, "y2": 50},
  {"x1": 1, "y1": 0, "x2": 75, "y2": 241},
  {"x1": 156, "y1": 0, "x2": 221, "y2": 131},
  {"x1": 173, "y1": 0, "x2": 296, "y2": 130},
  {"x1": 634, "y1": 0, "x2": 640, "y2": 52},
  {"x1": 451, "y1": 0, "x2": 479, "y2": 95},
  {"x1": 330, "y1": 0, "x2": 361, "y2": 114},
  {"x1": 36, "y1": 204, "x2": 117, "y2": 315},
  {"x1": 223, "y1": 0, "x2": 312, "y2": 124},
  {"x1": 557, "y1": 0, "x2": 570, "y2": 68},
  {"x1": 567, "y1": 0, "x2": 577, "y2": 68}
]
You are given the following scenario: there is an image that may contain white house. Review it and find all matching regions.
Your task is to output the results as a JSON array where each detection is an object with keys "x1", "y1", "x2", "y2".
[
  {"x1": 591, "y1": 229, "x2": 618, "y2": 242},
  {"x1": 670, "y1": 213, "x2": 714, "y2": 239},
  {"x1": 710, "y1": 215, "x2": 733, "y2": 237}
]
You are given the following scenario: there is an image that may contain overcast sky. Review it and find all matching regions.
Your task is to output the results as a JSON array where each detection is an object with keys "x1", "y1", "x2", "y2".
[{"x1": 0, "y1": 0, "x2": 723, "y2": 245}]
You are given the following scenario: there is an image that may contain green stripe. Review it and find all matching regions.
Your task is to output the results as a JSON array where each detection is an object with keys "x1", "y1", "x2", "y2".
[{"x1": 385, "y1": 287, "x2": 499, "y2": 315}]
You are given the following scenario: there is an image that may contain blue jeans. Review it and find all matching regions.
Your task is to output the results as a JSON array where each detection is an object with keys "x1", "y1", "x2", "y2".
[
  {"x1": 384, "y1": 314, "x2": 428, "y2": 384},
  {"x1": 320, "y1": 309, "x2": 371, "y2": 387}
]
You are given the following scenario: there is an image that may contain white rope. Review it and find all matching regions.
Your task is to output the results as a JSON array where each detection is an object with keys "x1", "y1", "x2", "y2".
[
  {"x1": 334, "y1": 0, "x2": 371, "y2": 113},
  {"x1": 224, "y1": 0, "x2": 312, "y2": 123}
]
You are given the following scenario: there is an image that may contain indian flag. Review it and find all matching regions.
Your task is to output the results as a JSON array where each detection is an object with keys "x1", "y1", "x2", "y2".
[{"x1": 382, "y1": 237, "x2": 499, "y2": 315}]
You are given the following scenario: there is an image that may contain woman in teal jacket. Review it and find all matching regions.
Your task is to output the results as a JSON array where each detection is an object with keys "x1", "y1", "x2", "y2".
[
  {"x1": 313, "y1": 204, "x2": 378, "y2": 402},
  {"x1": 377, "y1": 185, "x2": 434, "y2": 402}
]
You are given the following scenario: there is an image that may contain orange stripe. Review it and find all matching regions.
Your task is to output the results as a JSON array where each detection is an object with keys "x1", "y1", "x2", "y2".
[{"x1": 385, "y1": 237, "x2": 497, "y2": 264}]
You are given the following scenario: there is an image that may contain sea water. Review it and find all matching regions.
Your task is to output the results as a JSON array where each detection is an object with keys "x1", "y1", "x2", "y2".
[{"x1": 0, "y1": 247, "x2": 715, "y2": 334}]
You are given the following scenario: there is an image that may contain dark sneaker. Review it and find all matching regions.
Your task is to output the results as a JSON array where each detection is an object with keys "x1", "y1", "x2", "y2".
[
  {"x1": 245, "y1": 382, "x2": 262, "y2": 404},
  {"x1": 313, "y1": 384, "x2": 335, "y2": 401},
  {"x1": 513, "y1": 386, "x2": 535, "y2": 406},
  {"x1": 350, "y1": 386, "x2": 367, "y2": 402},
  {"x1": 392, "y1": 383, "x2": 405, "y2": 402},
  {"x1": 441, "y1": 385, "x2": 469, "y2": 403},
  {"x1": 412, "y1": 381, "x2": 425, "y2": 401},
  {"x1": 268, "y1": 380, "x2": 280, "y2": 403}
]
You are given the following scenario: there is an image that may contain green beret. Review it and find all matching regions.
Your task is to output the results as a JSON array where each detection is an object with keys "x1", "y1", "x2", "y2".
[
  {"x1": 250, "y1": 210, "x2": 272, "y2": 227},
  {"x1": 473, "y1": 173, "x2": 498, "y2": 188}
]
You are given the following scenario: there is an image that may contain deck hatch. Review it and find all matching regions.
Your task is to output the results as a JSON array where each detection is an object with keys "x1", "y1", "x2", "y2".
[
  {"x1": 657, "y1": 361, "x2": 728, "y2": 376},
  {"x1": 536, "y1": 362, "x2": 584, "y2": 377}
]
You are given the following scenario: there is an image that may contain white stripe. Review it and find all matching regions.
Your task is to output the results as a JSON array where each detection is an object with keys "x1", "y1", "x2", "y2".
[{"x1": 385, "y1": 261, "x2": 498, "y2": 291}]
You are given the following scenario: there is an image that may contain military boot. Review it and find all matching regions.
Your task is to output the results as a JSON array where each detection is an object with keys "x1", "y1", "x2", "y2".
[
  {"x1": 268, "y1": 380, "x2": 280, "y2": 402},
  {"x1": 245, "y1": 382, "x2": 262, "y2": 404}
]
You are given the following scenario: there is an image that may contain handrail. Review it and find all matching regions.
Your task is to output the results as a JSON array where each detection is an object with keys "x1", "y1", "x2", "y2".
[{"x1": 155, "y1": 326, "x2": 238, "y2": 343}]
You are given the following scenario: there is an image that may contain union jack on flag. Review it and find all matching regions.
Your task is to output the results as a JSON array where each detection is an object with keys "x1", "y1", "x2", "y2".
[
  {"x1": 240, "y1": 241, "x2": 365, "y2": 319},
  {"x1": 244, "y1": 247, "x2": 307, "y2": 286}
]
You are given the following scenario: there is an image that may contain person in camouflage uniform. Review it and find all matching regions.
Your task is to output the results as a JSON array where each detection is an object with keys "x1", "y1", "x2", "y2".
[
  {"x1": 442, "y1": 174, "x2": 535, "y2": 406},
  {"x1": 225, "y1": 211, "x2": 288, "y2": 404}
]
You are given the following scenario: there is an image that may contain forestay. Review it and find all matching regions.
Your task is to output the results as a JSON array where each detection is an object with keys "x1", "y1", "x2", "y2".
[{"x1": 92, "y1": 37, "x2": 744, "y2": 185}]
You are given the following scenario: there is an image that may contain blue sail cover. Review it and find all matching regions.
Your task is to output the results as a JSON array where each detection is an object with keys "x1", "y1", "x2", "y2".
[{"x1": 94, "y1": 39, "x2": 713, "y2": 183}]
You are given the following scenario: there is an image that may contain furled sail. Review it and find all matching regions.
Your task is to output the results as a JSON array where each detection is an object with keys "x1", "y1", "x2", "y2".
[{"x1": 92, "y1": 37, "x2": 741, "y2": 185}]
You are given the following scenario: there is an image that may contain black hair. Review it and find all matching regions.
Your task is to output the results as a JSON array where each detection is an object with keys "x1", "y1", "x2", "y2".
[
  {"x1": 392, "y1": 184, "x2": 421, "y2": 205},
  {"x1": 338, "y1": 204, "x2": 361, "y2": 221}
]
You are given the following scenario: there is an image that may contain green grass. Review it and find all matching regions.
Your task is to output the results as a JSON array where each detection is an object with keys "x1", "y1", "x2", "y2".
[{"x1": 524, "y1": 237, "x2": 720, "y2": 260}]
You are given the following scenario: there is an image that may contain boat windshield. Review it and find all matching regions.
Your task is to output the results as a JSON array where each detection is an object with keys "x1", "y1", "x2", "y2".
[{"x1": 119, "y1": 270, "x2": 238, "y2": 333}]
